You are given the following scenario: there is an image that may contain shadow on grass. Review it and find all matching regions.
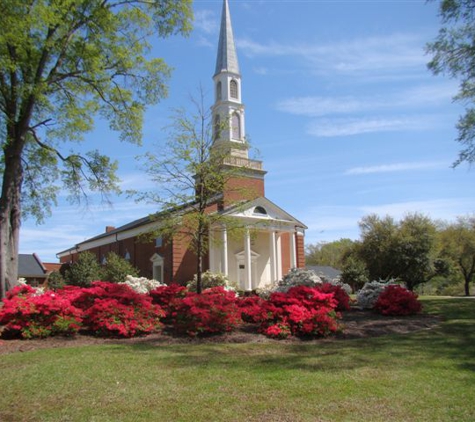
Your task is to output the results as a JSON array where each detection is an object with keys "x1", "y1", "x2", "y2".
[{"x1": 107, "y1": 298, "x2": 475, "y2": 374}]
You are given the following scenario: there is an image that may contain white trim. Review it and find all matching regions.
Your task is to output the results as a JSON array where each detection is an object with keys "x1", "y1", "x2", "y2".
[{"x1": 150, "y1": 253, "x2": 164, "y2": 283}]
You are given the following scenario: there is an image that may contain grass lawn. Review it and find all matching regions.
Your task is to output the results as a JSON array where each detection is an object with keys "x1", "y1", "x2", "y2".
[{"x1": 0, "y1": 297, "x2": 474, "y2": 422}]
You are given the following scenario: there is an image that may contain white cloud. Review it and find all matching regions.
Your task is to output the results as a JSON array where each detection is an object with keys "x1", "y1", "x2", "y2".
[
  {"x1": 307, "y1": 115, "x2": 435, "y2": 137},
  {"x1": 360, "y1": 198, "x2": 475, "y2": 221},
  {"x1": 345, "y1": 161, "x2": 446, "y2": 175},
  {"x1": 194, "y1": 10, "x2": 218, "y2": 35},
  {"x1": 275, "y1": 83, "x2": 457, "y2": 118},
  {"x1": 237, "y1": 32, "x2": 427, "y2": 77}
]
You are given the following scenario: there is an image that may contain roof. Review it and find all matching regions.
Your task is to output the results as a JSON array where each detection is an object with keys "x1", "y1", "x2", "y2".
[
  {"x1": 306, "y1": 265, "x2": 342, "y2": 281},
  {"x1": 215, "y1": 0, "x2": 240, "y2": 76},
  {"x1": 18, "y1": 254, "x2": 47, "y2": 278}
]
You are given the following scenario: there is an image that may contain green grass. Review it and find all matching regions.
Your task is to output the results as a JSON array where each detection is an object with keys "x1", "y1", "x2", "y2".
[{"x1": 1, "y1": 297, "x2": 474, "y2": 422}]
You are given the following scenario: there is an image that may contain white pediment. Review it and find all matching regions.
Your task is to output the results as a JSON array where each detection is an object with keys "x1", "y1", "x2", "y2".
[{"x1": 221, "y1": 197, "x2": 307, "y2": 229}]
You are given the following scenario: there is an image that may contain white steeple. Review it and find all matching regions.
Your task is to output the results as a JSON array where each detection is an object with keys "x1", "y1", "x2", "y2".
[{"x1": 212, "y1": 0, "x2": 247, "y2": 159}]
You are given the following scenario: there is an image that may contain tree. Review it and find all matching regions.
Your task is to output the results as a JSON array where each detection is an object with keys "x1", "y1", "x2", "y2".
[
  {"x1": 102, "y1": 252, "x2": 139, "y2": 284},
  {"x1": 439, "y1": 216, "x2": 475, "y2": 296},
  {"x1": 426, "y1": 0, "x2": 475, "y2": 166},
  {"x1": 357, "y1": 213, "x2": 443, "y2": 290},
  {"x1": 0, "y1": 0, "x2": 192, "y2": 298},
  {"x1": 305, "y1": 238, "x2": 354, "y2": 269},
  {"x1": 66, "y1": 251, "x2": 103, "y2": 287},
  {"x1": 133, "y1": 90, "x2": 252, "y2": 294}
]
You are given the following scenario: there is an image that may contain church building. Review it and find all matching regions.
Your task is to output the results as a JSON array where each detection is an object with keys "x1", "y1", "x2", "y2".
[{"x1": 57, "y1": 0, "x2": 307, "y2": 290}]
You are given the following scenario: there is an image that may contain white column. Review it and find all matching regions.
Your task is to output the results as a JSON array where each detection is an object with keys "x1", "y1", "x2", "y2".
[
  {"x1": 209, "y1": 230, "x2": 216, "y2": 272},
  {"x1": 276, "y1": 233, "x2": 282, "y2": 281},
  {"x1": 244, "y1": 229, "x2": 252, "y2": 290},
  {"x1": 269, "y1": 231, "x2": 277, "y2": 283},
  {"x1": 221, "y1": 226, "x2": 228, "y2": 276},
  {"x1": 290, "y1": 231, "x2": 297, "y2": 268}
]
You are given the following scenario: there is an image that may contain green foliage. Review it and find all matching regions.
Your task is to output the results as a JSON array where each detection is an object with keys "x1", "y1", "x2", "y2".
[
  {"x1": 66, "y1": 252, "x2": 103, "y2": 287},
  {"x1": 438, "y1": 216, "x2": 475, "y2": 295},
  {"x1": 357, "y1": 213, "x2": 440, "y2": 290},
  {"x1": 340, "y1": 256, "x2": 369, "y2": 291},
  {"x1": 0, "y1": 0, "x2": 193, "y2": 221},
  {"x1": 46, "y1": 271, "x2": 65, "y2": 291},
  {"x1": 427, "y1": 0, "x2": 475, "y2": 166},
  {"x1": 101, "y1": 252, "x2": 139, "y2": 284},
  {"x1": 186, "y1": 271, "x2": 237, "y2": 293},
  {"x1": 305, "y1": 238, "x2": 354, "y2": 268}
]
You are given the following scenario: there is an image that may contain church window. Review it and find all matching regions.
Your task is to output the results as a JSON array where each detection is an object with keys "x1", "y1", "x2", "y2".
[
  {"x1": 216, "y1": 81, "x2": 222, "y2": 101},
  {"x1": 231, "y1": 113, "x2": 240, "y2": 140},
  {"x1": 254, "y1": 206, "x2": 267, "y2": 215},
  {"x1": 230, "y1": 79, "x2": 238, "y2": 99}
]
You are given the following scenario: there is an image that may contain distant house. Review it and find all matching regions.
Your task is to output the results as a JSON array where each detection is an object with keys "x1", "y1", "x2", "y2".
[
  {"x1": 306, "y1": 265, "x2": 341, "y2": 282},
  {"x1": 18, "y1": 254, "x2": 61, "y2": 286}
]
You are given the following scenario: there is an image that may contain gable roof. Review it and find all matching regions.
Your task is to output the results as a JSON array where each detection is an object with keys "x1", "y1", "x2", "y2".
[
  {"x1": 220, "y1": 197, "x2": 307, "y2": 229},
  {"x1": 306, "y1": 265, "x2": 342, "y2": 281},
  {"x1": 18, "y1": 254, "x2": 47, "y2": 278}
]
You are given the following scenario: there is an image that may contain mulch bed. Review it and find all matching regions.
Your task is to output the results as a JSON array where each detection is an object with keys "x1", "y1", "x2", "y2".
[{"x1": 0, "y1": 308, "x2": 441, "y2": 355}]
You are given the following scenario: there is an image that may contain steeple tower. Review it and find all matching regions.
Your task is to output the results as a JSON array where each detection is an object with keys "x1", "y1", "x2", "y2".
[
  {"x1": 212, "y1": 0, "x2": 247, "y2": 158},
  {"x1": 213, "y1": 0, "x2": 266, "y2": 203}
]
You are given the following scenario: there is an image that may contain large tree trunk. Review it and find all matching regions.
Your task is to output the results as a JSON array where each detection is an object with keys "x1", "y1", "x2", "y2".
[{"x1": 0, "y1": 138, "x2": 24, "y2": 299}]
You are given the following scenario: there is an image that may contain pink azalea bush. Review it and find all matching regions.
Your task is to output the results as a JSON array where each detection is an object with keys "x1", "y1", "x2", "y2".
[
  {"x1": 67, "y1": 281, "x2": 164, "y2": 337},
  {"x1": 168, "y1": 286, "x2": 241, "y2": 337},
  {"x1": 238, "y1": 286, "x2": 341, "y2": 339},
  {"x1": 314, "y1": 282, "x2": 351, "y2": 312},
  {"x1": 374, "y1": 285, "x2": 422, "y2": 316},
  {"x1": 0, "y1": 287, "x2": 82, "y2": 339}
]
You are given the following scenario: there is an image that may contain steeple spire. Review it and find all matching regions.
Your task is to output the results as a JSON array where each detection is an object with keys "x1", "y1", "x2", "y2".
[{"x1": 215, "y1": 0, "x2": 240, "y2": 76}]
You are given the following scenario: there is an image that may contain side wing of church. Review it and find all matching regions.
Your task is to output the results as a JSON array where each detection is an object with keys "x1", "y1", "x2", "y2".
[{"x1": 57, "y1": 0, "x2": 307, "y2": 290}]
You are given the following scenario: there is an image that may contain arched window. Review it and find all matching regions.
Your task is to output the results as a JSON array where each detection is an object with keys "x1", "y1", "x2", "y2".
[
  {"x1": 254, "y1": 206, "x2": 267, "y2": 215},
  {"x1": 230, "y1": 79, "x2": 238, "y2": 99},
  {"x1": 216, "y1": 81, "x2": 222, "y2": 101},
  {"x1": 214, "y1": 114, "x2": 221, "y2": 140},
  {"x1": 231, "y1": 113, "x2": 240, "y2": 140}
]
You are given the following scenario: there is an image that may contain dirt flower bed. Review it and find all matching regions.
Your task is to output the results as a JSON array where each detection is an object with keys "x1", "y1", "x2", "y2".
[{"x1": 0, "y1": 308, "x2": 441, "y2": 355}]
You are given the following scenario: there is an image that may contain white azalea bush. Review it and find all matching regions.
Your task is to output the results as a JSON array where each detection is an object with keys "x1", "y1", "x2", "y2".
[
  {"x1": 356, "y1": 280, "x2": 394, "y2": 309},
  {"x1": 187, "y1": 271, "x2": 238, "y2": 293},
  {"x1": 120, "y1": 275, "x2": 164, "y2": 294},
  {"x1": 274, "y1": 268, "x2": 323, "y2": 293},
  {"x1": 17, "y1": 277, "x2": 45, "y2": 295}
]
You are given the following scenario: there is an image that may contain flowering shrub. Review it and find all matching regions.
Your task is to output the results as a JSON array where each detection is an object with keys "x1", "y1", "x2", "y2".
[
  {"x1": 236, "y1": 295, "x2": 266, "y2": 323},
  {"x1": 356, "y1": 281, "x2": 394, "y2": 309},
  {"x1": 186, "y1": 271, "x2": 238, "y2": 293},
  {"x1": 275, "y1": 268, "x2": 323, "y2": 293},
  {"x1": 69, "y1": 281, "x2": 164, "y2": 337},
  {"x1": 314, "y1": 283, "x2": 351, "y2": 312},
  {"x1": 263, "y1": 323, "x2": 291, "y2": 339},
  {"x1": 84, "y1": 297, "x2": 164, "y2": 337},
  {"x1": 149, "y1": 284, "x2": 188, "y2": 320},
  {"x1": 120, "y1": 275, "x2": 164, "y2": 294},
  {"x1": 374, "y1": 285, "x2": 422, "y2": 316},
  {"x1": 0, "y1": 290, "x2": 82, "y2": 339},
  {"x1": 169, "y1": 287, "x2": 241, "y2": 337},
  {"x1": 255, "y1": 286, "x2": 340, "y2": 339}
]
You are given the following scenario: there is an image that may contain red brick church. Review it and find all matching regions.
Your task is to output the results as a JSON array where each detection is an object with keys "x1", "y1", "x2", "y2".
[{"x1": 58, "y1": 0, "x2": 307, "y2": 290}]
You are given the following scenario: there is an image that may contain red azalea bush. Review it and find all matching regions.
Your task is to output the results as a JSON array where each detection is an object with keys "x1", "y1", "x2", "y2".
[
  {"x1": 149, "y1": 283, "x2": 188, "y2": 320},
  {"x1": 69, "y1": 281, "x2": 164, "y2": 337},
  {"x1": 169, "y1": 286, "x2": 241, "y2": 337},
  {"x1": 314, "y1": 283, "x2": 351, "y2": 312},
  {"x1": 255, "y1": 286, "x2": 341, "y2": 339},
  {"x1": 374, "y1": 285, "x2": 422, "y2": 316},
  {"x1": 236, "y1": 295, "x2": 266, "y2": 323},
  {"x1": 0, "y1": 289, "x2": 82, "y2": 339}
]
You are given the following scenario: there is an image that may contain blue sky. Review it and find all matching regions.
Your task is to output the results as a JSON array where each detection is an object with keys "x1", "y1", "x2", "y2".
[{"x1": 20, "y1": 0, "x2": 475, "y2": 262}]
